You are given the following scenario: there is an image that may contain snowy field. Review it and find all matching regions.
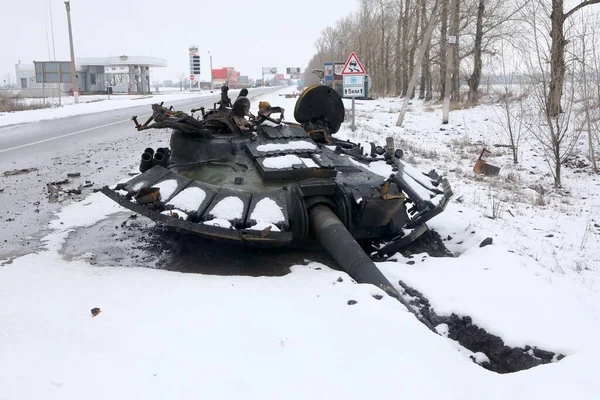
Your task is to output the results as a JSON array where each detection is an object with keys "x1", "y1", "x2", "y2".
[
  {"x1": 1, "y1": 86, "x2": 600, "y2": 399},
  {"x1": 0, "y1": 90, "x2": 215, "y2": 128}
]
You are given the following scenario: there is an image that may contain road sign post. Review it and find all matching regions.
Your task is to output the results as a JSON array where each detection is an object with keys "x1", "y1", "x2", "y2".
[
  {"x1": 341, "y1": 52, "x2": 366, "y2": 132},
  {"x1": 34, "y1": 61, "x2": 72, "y2": 107}
]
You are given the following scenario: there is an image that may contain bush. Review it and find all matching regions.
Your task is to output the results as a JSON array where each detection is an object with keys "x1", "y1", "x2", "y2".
[{"x1": 0, "y1": 96, "x2": 50, "y2": 112}]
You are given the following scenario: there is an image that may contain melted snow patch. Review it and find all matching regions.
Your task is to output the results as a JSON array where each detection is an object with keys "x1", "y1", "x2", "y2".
[
  {"x1": 166, "y1": 187, "x2": 206, "y2": 212},
  {"x1": 209, "y1": 196, "x2": 244, "y2": 220},
  {"x1": 257, "y1": 141, "x2": 316, "y2": 152},
  {"x1": 154, "y1": 179, "x2": 179, "y2": 201},
  {"x1": 263, "y1": 155, "x2": 303, "y2": 169}
]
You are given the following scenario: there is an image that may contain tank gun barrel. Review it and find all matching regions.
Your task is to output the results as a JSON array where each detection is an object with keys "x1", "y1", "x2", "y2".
[{"x1": 308, "y1": 204, "x2": 435, "y2": 332}]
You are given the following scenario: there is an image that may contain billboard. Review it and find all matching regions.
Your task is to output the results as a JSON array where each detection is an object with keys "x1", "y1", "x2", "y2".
[
  {"x1": 286, "y1": 67, "x2": 301, "y2": 74},
  {"x1": 324, "y1": 62, "x2": 334, "y2": 82},
  {"x1": 262, "y1": 67, "x2": 277, "y2": 74},
  {"x1": 34, "y1": 61, "x2": 72, "y2": 83},
  {"x1": 334, "y1": 63, "x2": 344, "y2": 79},
  {"x1": 189, "y1": 45, "x2": 200, "y2": 75}
]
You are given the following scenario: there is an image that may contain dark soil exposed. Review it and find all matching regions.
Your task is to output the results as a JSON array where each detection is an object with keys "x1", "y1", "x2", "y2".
[
  {"x1": 400, "y1": 230, "x2": 454, "y2": 258},
  {"x1": 398, "y1": 281, "x2": 565, "y2": 373}
]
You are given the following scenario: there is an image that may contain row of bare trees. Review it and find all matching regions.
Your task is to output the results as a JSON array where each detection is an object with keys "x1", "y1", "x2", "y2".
[
  {"x1": 305, "y1": 0, "x2": 600, "y2": 187},
  {"x1": 305, "y1": 0, "x2": 523, "y2": 104}
]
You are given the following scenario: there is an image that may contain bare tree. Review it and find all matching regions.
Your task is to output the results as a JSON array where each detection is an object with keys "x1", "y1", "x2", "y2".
[
  {"x1": 419, "y1": 0, "x2": 434, "y2": 100},
  {"x1": 521, "y1": 4, "x2": 583, "y2": 187},
  {"x1": 395, "y1": 1, "x2": 404, "y2": 95},
  {"x1": 443, "y1": 0, "x2": 459, "y2": 123},
  {"x1": 439, "y1": 0, "x2": 448, "y2": 100},
  {"x1": 175, "y1": 73, "x2": 185, "y2": 92},
  {"x1": 467, "y1": 0, "x2": 485, "y2": 103},
  {"x1": 547, "y1": 0, "x2": 600, "y2": 117},
  {"x1": 451, "y1": 0, "x2": 461, "y2": 101},
  {"x1": 397, "y1": 0, "x2": 442, "y2": 126},
  {"x1": 573, "y1": 10, "x2": 599, "y2": 171},
  {"x1": 492, "y1": 44, "x2": 525, "y2": 164}
]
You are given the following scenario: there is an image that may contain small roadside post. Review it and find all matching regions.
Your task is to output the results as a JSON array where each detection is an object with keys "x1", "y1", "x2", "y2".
[{"x1": 341, "y1": 52, "x2": 366, "y2": 132}]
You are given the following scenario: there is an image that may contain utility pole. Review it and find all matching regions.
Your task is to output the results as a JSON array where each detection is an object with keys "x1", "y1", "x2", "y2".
[
  {"x1": 49, "y1": 0, "x2": 62, "y2": 106},
  {"x1": 64, "y1": 0, "x2": 79, "y2": 104},
  {"x1": 209, "y1": 51, "x2": 214, "y2": 90}
]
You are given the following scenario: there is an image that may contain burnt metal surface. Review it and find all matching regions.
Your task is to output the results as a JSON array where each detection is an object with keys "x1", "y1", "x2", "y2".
[{"x1": 103, "y1": 83, "x2": 453, "y2": 256}]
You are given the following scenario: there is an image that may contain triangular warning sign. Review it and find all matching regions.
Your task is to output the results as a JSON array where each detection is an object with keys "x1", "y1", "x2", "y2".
[{"x1": 341, "y1": 52, "x2": 366, "y2": 75}]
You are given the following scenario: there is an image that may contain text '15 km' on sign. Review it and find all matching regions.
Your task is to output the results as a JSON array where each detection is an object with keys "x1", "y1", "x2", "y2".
[{"x1": 343, "y1": 87, "x2": 364, "y2": 97}]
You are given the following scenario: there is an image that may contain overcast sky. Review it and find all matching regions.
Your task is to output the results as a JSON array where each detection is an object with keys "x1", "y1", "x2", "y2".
[{"x1": 0, "y1": 0, "x2": 357, "y2": 84}]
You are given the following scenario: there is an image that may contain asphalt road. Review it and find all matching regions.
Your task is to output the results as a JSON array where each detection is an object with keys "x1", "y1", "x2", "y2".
[
  {"x1": 0, "y1": 87, "x2": 280, "y2": 261},
  {"x1": 0, "y1": 87, "x2": 275, "y2": 157}
]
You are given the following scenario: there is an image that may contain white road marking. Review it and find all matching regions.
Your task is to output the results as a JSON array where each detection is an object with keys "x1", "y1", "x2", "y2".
[{"x1": 0, "y1": 119, "x2": 131, "y2": 154}]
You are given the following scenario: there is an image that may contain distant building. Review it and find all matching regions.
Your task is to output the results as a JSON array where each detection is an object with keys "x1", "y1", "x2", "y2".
[
  {"x1": 14, "y1": 55, "x2": 167, "y2": 96},
  {"x1": 211, "y1": 67, "x2": 241, "y2": 89}
]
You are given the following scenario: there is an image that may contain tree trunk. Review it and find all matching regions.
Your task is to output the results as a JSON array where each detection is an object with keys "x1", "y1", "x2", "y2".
[
  {"x1": 554, "y1": 148, "x2": 562, "y2": 187},
  {"x1": 548, "y1": 0, "x2": 566, "y2": 117},
  {"x1": 439, "y1": 0, "x2": 448, "y2": 100},
  {"x1": 451, "y1": 0, "x2": 461, "y2": 102},
  {"x1": 386, "y1": 35, "x2": 392, "y2": 94},
  {"x1": 443, "y1": 0, "x2": 457, "y2": 123},
  {"x1": 380, "y1": 1, "x2": 386, "y2": 95},
  {"x1": 467, "y1": 0, "x2": 484, "y2": 104},
  {"x1": 395, "y1": 10, "x2": 403, "y2": 96},
  {"x1": 419, "y1": 0, "x2": 426, "y2": 99},
  {"x1": 409, "y1": 1, "x2": 419, "y2": 99},
  {"x1": 402, "y1": 0, "x2": 411, "y2": 95},
  {"x1": 593, "y1": 31, "x2": 600, "y2": 102},
  {"x1": 425, "y1": 57, "x2": 433, "y2": 100},
  {"x1": 581, "y1": 35, "x2": 598, "y2": 171}
]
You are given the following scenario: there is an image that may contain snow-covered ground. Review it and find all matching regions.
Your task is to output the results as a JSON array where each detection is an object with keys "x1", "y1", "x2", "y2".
[
  {"x1": 1, "y1": 86, "x2": 600, "y2": 399},
  {"x1": 0, "y1": 91, "x2": 215, "y2": 128}
]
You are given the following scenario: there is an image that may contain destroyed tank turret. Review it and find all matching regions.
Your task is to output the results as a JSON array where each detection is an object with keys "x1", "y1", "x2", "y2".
[{"x1": 102, "y1": 85, "x2": 452, "y2": 309}]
